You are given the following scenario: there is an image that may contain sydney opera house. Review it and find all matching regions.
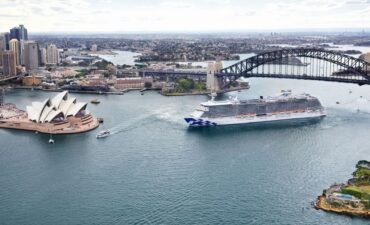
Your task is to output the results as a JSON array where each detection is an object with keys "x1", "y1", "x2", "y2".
[{"x1": 0, "y1": 91, "x2": 99, "y2": 134}]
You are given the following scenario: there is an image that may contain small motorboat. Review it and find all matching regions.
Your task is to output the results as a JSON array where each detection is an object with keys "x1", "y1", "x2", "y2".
[
  {"x1": 49, "y1": 134, "x2": 55, "y2": 144},
  {"x1": 96, "y1": 130, "x2": 110, "y2": 139},
  {"x1": 90, "y1": 99, "x2": 100, "y2": 104}
]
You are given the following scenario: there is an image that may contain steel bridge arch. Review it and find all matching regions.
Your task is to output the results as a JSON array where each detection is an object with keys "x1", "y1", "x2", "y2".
[{"x1": 219, "y1": 48, "x2": 370, "y2": 85}]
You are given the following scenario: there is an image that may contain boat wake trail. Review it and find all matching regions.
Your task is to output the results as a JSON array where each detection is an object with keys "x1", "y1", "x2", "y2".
[
  {"x1": 151, "y1": 107, "x2": 185, "y2": 126},
  {"x1": 107, "y1": 114, "x2": 156, "y2": 135}
]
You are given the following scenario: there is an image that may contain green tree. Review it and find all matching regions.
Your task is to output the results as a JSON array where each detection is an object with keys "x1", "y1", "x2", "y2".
[
  {"x1": 76, "y1": 69, "x2": 89, "y2": 78},
  {"x1": 103, "y1": 72, "x2": 111, "y2": 78},
  {"x1": 135, "y1": 64, "x2": 147, "y2": 69},
  {"x1": 194, "y1": 82, "x2": 206, "y2": 91},
  {"x1": 144, "y1": 82, "x2": 152, "y2": 89},
  {"x1": 177, "y1": 78, "x2": 194, "y2": 92},
  {"x1": 94, "y1": 60, "x2": 114, "y2": 70}
]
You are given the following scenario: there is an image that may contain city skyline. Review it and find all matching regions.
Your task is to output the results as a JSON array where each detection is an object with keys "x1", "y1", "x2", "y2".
[{"x1": 1, "y1": 0, "x2": 370, "y2": 33}]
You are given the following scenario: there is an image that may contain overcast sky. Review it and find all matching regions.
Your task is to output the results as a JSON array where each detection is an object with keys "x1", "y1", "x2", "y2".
[{"x1": 1, "y1": 0, "x2": 370, "y2": 33}]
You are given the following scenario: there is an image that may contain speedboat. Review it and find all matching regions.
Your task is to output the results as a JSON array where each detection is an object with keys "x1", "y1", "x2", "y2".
[{"x1": 96, "y1": 130, "x2": 110, "y2": 139}]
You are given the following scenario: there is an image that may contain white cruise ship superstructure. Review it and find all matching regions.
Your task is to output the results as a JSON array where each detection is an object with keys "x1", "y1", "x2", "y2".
[{"x1": 184, "y1": 90, "x2": 326, "y2": 127}]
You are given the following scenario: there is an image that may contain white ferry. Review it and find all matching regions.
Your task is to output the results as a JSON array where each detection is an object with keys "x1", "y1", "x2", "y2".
[
  {"x1": 185, "y1": 90, "x2": 326, "y2": 127},
  {"x1": 96, "y1": 130, "x2": 111, "y2": 138}
]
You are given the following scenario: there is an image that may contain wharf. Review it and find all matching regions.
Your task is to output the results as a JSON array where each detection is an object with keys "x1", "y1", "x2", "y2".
[
  {"x1": 13, "y1": 86, "x2": 126, "y2": 95},
  {"x1": 161, "y1": 86, "x2": 250, "y2": 96}
]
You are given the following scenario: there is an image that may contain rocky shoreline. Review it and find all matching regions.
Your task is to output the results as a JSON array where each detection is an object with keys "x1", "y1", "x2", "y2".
[
  {"x1": 315, "y1": 160, "x2": 370, "y2": 218},
  {"x1": 315, "y1": 195, "x2": 370, "y2": 218}
]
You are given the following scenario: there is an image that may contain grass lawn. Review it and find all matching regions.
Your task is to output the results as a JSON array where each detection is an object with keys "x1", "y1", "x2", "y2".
[
  {"x1": 356, "y1": 185, "x2": 370, "y2": 194},
  {"x1": 342, "y1": 185, "x2": 370, "y2": 200},
  {"x1": 344, "y1": 185, "x2": 370, "y2": 193}
]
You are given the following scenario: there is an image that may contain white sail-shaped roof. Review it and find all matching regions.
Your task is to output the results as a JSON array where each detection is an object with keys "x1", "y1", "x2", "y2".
[
  {"x1": 26, "y1": 91, "x2": 88, "y2": 123},
  {"x1": 44, "y1": 109, "x2": 63, "y2": 123},
  {"x1": 66, "y1": 102, "x2": 87, "y2": 117},
  {"x1": 51, "y1": 91, "x2": 68, "y2": 109},
  {"x1": 28, "y1": 99, "x2": 52, "y2": 123},
  {"x1": 60, "y1": 98, "x2": 76, "y2": 115},
  {"x1": 39, "y1": 105, "x2": 56, "y2": 123}
]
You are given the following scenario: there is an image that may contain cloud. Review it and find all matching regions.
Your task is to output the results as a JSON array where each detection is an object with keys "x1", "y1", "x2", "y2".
[
  {"x1": 0, "y1": 0, "x2": 370, "y2": 32},
  {"x1": 0, "y1": 14, "x2": 23, "y2": 18},
  {"x1": 345, "y1": 0, "x2": 370, "y2": 4}
]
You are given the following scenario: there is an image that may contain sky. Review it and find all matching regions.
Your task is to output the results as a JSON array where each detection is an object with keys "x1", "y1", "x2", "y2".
[{"x1": 1, "y1": 0, "x2": 370, "y2": 33}]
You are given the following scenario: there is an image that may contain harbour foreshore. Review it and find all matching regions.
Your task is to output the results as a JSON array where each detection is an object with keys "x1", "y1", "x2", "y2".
[
  {"x1": 0, "y1": 114, "x2": 99, "y2": 134},
  {"x1": 13, "y1": 86, "x2": 126, "y2": 95},
  {"x1": 315, "y1": 195, "x2": 370, "y2": 218},
  {"x1": 161, "y1": 86, "x2": 250, "y2": 96}
]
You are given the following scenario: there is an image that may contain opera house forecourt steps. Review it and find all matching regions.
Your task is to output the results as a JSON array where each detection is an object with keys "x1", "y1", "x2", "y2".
[{"x1": 0, "y1": 91, "x2": 99, "y2": 134}]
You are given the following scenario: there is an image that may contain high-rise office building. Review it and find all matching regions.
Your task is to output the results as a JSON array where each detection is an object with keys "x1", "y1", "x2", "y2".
[
  {"x1": 46, "y1": 44, "x2": 60, "y2": 65},
  {"x1": 3, "y1": 33, "x2": 10, "y2": 50},
  {"x1": 10, "y1": 25, "x2": 28, "y2": 65},
  {"x1": 9, "y1": 39, "x2": 21, "y2": 66},
  {"x1": 9, "y1": 25, "x2": 28, "y2": 41},
  {"x1": 40, "y1": 48, "x2": 47, "y2": 65},
  {"x1": 10, "y1": 27, "x2": 20, "y2": 41},
  {"x1": 24, "y1": 41, "x2": 39, "y2": 71},
  {"x1": 1, "y1": 51, "x2": 17, "y2": 76},
  {"x1": 0, "y1": 36, "x2": 4, "y2": 51},
  {"x1": 19, "y1": 25, "x2": 28, "y2": 41},
  {"x1": 1, "y1": 33, "x2": 11, "y2": 50}
]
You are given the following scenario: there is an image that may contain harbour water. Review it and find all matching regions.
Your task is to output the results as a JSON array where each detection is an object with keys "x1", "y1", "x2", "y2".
[
  {"x1": 1, "y1": 78, "x2": 370, "y2": 224},
  {"x1": 95, "y1": 50, "x2": 142, "y2": 65}
]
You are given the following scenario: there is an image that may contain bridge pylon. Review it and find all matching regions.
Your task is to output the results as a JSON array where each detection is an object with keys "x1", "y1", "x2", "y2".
[{"x1": 207, "y1": 60, "x2": 224, "y2": 92}]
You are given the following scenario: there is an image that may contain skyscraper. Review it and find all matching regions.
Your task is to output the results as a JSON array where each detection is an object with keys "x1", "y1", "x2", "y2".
[
  {"x1": 40, "y1": 48, "x2": 47, "y2": 65},
  {"x1": 9, "y1": 39, "x2": 21, "y2": 66},
  {"x1": 0, "y1": 33, "x2": 11, "y2": 50},
  {"x1": 1, "y1": 51, "x2": 17, "y2": 76},
  {"x1": 19, "y1": 25, "x2": 28, "y2": 41},
  {"x1": 0, "y1": 36, "x2": 4, "y2": 51},
  {"x1": 24, "y1": 41, "x2": 39, "y2": 71},
  {"x1": 3, "y1": 32, "x2": 10, "y2": 50},
  {"x1": 10, "y1": 25, "x2": 28, "y2": 65},
  {"x1": 9, "y1": 25, "x2": 28, "y2": 41},
  {"x1": 10, "y1": 27, "x2": 20, "y2": 41},
  {"x1": 46, "y1": 44, "x2": 60, "y2": 65}
]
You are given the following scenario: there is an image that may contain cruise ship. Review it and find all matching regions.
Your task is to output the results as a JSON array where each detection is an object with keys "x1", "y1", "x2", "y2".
[{"x1": 184, "y1": 90, "x2": 326, "y2": 127}]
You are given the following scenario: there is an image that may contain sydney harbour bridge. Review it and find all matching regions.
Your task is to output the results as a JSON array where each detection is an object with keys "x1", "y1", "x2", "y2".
[{"x1": 143, "y1": 48, "x2": 370, "y2": 91}]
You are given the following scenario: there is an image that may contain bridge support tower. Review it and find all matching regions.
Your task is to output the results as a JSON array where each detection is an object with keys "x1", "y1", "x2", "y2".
[{"x1": 207, "y1": 61, "x2": 224, "y2": 92}]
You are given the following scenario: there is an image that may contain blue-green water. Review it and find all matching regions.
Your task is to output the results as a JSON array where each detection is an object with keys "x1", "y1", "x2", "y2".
[{"x1": 1, "y1": 79, "x2": 370, "y2": 225}]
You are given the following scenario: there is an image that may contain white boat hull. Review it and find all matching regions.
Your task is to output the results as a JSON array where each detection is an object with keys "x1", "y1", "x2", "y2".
[
  {"x1": 96, "y1": 130, "x2": 111, "y2": 138},
  {"x1": 96, "y1": 134, "x2": 110, "y2": 138},
  {"x1": 185, "y1": 110, "x2": 326, "y2": 127}
]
